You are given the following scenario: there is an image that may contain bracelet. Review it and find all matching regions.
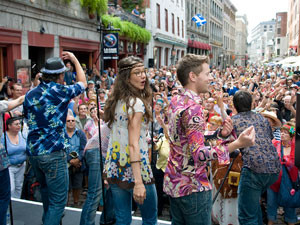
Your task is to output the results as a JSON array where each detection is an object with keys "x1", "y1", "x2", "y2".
[{"x1": 131, "y1": 160, "x2": 141, "y2": 164}]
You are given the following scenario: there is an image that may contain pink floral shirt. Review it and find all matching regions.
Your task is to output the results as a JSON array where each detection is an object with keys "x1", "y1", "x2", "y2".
[{"x1": 163, "y1": 89, "x2": 230, "y2": 198}]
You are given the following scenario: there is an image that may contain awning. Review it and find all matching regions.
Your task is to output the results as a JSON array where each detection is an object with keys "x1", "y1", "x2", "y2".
[
  {"x1": 154, "y1": 37, "x2": 187, "y2": 48},
  {"x1": 188, "y1": 39, "x2": 211, "y2": 50}
]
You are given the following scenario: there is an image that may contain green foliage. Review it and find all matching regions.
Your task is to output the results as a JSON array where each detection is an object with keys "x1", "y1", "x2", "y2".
[
  {"x1": 80, "y1": 0, "x2": 108, "y2": 16},
  {"x1": 121, "y1": 0, "x2": 144, "y2": 13},
  {"x1": 101, "y1": 14, "x2": 151, "y2": 43}
]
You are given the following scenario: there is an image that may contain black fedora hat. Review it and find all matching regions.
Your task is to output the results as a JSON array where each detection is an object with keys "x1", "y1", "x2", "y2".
[{"x1": 40, "y1": 57, "x2": 69, "y2": 74}]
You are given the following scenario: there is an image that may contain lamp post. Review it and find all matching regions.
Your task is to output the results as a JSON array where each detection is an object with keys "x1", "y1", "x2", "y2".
[{"x1": 191, "y1": 34, "x2": 195, "y2": 54}]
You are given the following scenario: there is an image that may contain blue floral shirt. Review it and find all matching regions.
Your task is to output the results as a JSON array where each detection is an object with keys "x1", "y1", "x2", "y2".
[
  {"x1": 232, "y1": 111, "x2": 281, "y2": 174},
  {"x1": 24, "y1": 81, "x2": 85, "y2": 156}
]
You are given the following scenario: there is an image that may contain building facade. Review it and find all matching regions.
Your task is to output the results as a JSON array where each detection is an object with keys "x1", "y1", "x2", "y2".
[
  {"x1": 209, "y1": 0, "x2": 224, "y2": 67},
  {"x1": 186, "y1": 0, "x2": 211, "y2": 56},
  {"x1": 249, "y1": 19, "x2": 276, "y2": 63},
  {"x1": 275, "y1": 12, "x2": 288, "y2": 58},
  {"x1": 223, "y1": 0, "x2": 236, "y2": 67},
  {"x1": 0, "y1": 0, "x2": 101, "y2": 79},
  {"x1": 235, "y1": 15, "x2": 248, "y2": 66},
  {"x1": 145, "y1": 0, "x2": 187, "y2": 68},
  {"x1": 288, "y1": 0, "x2": 299, "y2": 55}
]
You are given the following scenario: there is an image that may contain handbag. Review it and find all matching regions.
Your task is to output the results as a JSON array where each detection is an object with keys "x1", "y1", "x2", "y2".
[{"x1": 277, "y1": 144, "x2": 300, "y2": 208}]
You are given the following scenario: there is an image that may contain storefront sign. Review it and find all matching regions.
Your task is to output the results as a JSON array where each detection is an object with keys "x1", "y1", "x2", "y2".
[{"x1": 103, "y1": 33, "x2": 119, "y2": 58}]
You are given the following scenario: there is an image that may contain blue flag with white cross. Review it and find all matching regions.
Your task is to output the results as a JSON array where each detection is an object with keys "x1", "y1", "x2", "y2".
[{"x1": 192, "y1": 14, "x2": 207, "y2": 27}]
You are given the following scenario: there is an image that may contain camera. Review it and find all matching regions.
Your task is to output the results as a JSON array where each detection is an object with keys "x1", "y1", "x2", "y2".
[
  {"x1": 4, "y1": 76, "x2": 13, "y2": 82},
  {"x1": 69, "y1": 151, "x2": 79, "y2": 159}
]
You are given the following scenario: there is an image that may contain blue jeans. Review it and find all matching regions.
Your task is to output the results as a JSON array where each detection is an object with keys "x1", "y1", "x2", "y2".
[
  {"x1": 29, "y1": 151, "x2": 69, "y2": 225},
  {"x1": 169, "y1": 191, "x2": 212, "y2": 225},
  {"x1": 80, "y1": 148, "x2": 114, "y2": 225},
  {"x1": 238, "y1": 168, "x2": 279, "y2": 225},
  {"x1": 110, "y1": 183, "x2": 158, "y2": 225},
  {"x1": 267, "y1": 188, "x2": 298, "y2": 223},
  {"x1": 0, "y1": 168, "x2": 10, "y2": 225}
]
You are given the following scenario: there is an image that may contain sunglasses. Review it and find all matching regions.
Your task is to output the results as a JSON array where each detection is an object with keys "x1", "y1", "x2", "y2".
[{"x1": 67, "y1": 120, "x2": 75, "y2": 122}]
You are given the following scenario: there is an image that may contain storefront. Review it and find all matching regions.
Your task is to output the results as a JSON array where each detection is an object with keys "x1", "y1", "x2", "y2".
[
  {"x1": 59, "y1": 36, "x2": 100, "y2": 70},
  {"x1": 187, "y1": 39, "x2": 211, "y2": 55},
  {"x1": 0, "y1": 28, "x2": 22, "y2": 79}
]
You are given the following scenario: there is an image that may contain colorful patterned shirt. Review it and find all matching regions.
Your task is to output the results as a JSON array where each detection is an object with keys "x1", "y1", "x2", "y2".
[
  {"x1": 0, "y1": 101, "x2": 9, "y2": 171},
  {"x1": 232, "y1": 111, "x2": 281, "y2": 174},
  {"x1": 164, "y1": 89, "x2": 230, "y2": 198},
  {"x1": 24, "y1": 81, "x2": 85, "y2": 156}
]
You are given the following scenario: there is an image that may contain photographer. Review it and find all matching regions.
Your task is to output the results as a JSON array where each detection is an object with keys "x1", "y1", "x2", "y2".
[{"x1": 0, "y1": 76, "x2": 13, "y2": 100}]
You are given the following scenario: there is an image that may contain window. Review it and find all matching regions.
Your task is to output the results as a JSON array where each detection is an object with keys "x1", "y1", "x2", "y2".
[
  {"x1": 182, "y1": 20, "x2": 184, "y2": 38},
  {"x1": 172, "y1": 13, "x2": 175, "y2": 34},
  {"x1": 277, "y1": 16, "x2": 281, "y2": 22},
  {"x1": 277, "y1": 38, "x2": 280, "y2": 44},
  {"x1": 277, "y1": 49, "x2": 280, "y2": 55},
  {"x1": 165, "y1": 9, "x2": 168, "y2": 32},
  {"x1": 277, "y1": 28, "x2": 281, "y2": 34},
  {"x1": 177, "y1": 17, "x2": 180, "y2": 36},
  {"x1": 157, "y1": 4, "x2": 160, "y2": 29},
  {"x1": 165, "y1": 48, "x2": 169, "y2": 66}
]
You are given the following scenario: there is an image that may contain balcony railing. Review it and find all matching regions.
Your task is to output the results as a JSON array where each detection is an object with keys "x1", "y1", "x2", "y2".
[{"x1": 114, "y1": 11, "x2": 145, "y2": 28}]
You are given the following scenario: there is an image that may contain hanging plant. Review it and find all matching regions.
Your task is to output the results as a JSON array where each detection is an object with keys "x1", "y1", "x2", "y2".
[
  {"x1": 80, "y1": 0, "x2": 107, "y2": 16},
  {"x1": 101, "y1": 14, "x2": 151, "y2": 43}
]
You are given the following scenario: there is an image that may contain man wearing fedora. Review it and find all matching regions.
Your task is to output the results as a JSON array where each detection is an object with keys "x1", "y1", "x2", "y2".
[{"x1": 23, "y1": 52, "x2": 87, "y2": 225}]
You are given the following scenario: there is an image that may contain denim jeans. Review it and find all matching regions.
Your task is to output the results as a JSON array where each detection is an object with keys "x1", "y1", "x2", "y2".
[
  {"x1": 9, "y1": 162, "x2": 26, "y2": 198},
  {"x1": 0, "y1": 168, "x2": 10, "y2": 225},
  {"x1": 99, "y1": 187, "x2": 115, "y2": 225},
  {"x1": 267, "y1": 188, "x2": 298, "y2": 223},
  {"x1": 80, "y1": 148, "x2": 114, "y2": 225},
  {"x1": 110, "y1": 183, "x2": 158, "y2": 225},
  {"x1": 29, "y1": 151, "x2": 69, "y2": 225},
  {"x1": 169, "y1": 190, "x2": 212, "y2": 225},
  {"x1": 238, "y1": 167, "x2": 279, "y2": 225}
]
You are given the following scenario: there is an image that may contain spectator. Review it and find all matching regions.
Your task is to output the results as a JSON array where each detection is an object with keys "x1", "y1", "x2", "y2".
[
  {"x1": 2, "y1": 117, "x2": 26, "y2": 199},
  {"x1": 65, "y1": 114, "x2": 87, "y2": 207},
  {"x1": 75, "y1": 104, "x2": 91, "y2": 131},
  {"x1": 101, "y1": 70, "x2": 114, "y2": 90},
  {"x1": 0, "y1": 76, "x2": 12, "y2": 100},
  {"x1": 131, "y1": 5, "x2": 140, "y2": 16},
  {"x1": 8, "y1": 83, "x2": 23, "y2": 114},
  {"x1": 0, "y1": 95, "x2": 24, "y2": 225},
  {"x1": 84, "y1": 107, "x2": 99, "y2": 139},
  {"x1": 64, "y1": 62, "x2": 76, "y2": 85},
  {"x1": 267, "y1": 123, "x2": 298, "y2": 225}
]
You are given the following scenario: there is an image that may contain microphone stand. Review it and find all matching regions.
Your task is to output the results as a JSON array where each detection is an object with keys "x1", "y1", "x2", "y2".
[
  {"x1": 3, "y1": 115, "x2": 14, "y2": 225},
  {"x1": 95, "y1": 84, "x2": 107, "y2": 224}
]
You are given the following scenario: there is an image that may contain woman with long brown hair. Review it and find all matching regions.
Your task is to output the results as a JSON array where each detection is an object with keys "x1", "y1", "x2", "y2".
[{"x1": 103, "y1": 56, "x2": 157, "y2": 225}]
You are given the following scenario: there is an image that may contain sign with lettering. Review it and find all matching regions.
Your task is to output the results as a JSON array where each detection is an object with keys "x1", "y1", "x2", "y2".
[{"x1": 103, "y1": 33, "x2": 119, "y2": 58}]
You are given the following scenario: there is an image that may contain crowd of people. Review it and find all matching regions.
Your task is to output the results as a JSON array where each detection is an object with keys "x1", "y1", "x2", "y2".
[{"x1": 0, "y1": 51, "x2": 299, "y2": 225}]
